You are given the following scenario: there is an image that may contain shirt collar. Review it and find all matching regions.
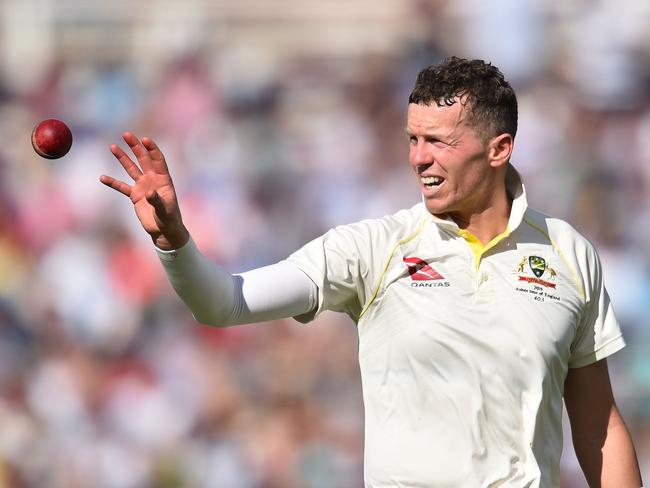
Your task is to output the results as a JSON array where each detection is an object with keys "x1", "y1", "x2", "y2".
[{"x1": 505, "y1": 163, "x2": 527, "y2": 231}]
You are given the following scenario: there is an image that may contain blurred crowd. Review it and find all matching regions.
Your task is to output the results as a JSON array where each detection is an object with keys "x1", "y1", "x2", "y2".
[{"x1": 1, "y1": 0, "x2": 650, "y2": 486}]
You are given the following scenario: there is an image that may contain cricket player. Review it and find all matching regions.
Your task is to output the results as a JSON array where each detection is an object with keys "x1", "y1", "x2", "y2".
[{"x1": 100, "y1": 57, "x2": 642, "y2": 487}]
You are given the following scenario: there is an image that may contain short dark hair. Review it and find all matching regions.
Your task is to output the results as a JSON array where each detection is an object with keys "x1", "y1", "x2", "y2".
[{"x1": 408, "y1": 57, "x2": 518, "y2": 141}]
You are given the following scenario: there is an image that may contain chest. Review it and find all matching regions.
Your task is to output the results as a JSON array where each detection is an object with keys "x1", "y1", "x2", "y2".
[{"x1": 358, "y1": 239, "x2": 584, "y2": 372}]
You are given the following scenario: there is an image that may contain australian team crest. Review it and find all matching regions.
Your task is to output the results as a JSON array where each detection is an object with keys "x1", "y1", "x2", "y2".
[
  {"x1": 516, "y1": 255, "x2": 557, "y2": 288},
  {"x1": 528, "y1": 256, "x2": 546, "y2": 278}
]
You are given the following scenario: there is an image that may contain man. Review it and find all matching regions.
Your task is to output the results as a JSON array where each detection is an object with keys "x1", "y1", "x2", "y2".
[{"x1": 100, "y1": 57, "x2": 642, "y2": 487}]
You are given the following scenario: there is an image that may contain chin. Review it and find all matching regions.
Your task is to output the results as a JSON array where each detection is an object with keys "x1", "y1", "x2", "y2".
[{"x1": 423, "y1": 201, "x2": 449, "y2": 216}]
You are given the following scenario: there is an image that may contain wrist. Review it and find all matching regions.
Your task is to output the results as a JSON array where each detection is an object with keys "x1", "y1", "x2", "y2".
[{"x1": 153, "y1": 226, "x2": 190, "y2": 251}]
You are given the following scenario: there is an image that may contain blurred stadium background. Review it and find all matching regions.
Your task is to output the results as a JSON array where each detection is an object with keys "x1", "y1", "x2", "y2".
[{"x1": 0, "y1": 0, "x2": 649, "y2": 486}]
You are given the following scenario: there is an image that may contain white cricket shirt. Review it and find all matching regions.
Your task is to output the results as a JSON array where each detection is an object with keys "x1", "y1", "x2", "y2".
[{"x1": 287, "y1": 166, "x2": 625, "y2": 487}]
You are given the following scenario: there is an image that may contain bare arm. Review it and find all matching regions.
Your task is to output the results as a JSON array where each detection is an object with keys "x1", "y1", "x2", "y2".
[{"x1": 564, "y1": 359, "x2": 642, "y2": 487}]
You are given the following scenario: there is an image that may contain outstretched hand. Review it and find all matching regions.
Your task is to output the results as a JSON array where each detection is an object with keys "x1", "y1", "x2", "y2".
[{"x1": 100, "y1": 132, "x2": 189, "y2": 250}]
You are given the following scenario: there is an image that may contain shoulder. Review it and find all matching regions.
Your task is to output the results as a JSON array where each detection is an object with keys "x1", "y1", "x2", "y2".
[
  {"x1": 333, "y1": 203, "x2": 427, "y2": 240},
  {"x1": 521, "y1": 208, "x2": 602, "y2": 300},
  {"x1": 288, "y1": 203, "x2": 426, "y2": 267},
  {"x1": 325, "y1": 202, "x2": 427, "y2": 247},
  {"x1": 522, "y1": 208, "x2": 598, "y2": 259},
  {"x1": 286, "y1": 204, "x2": 426, "y2": 306}
]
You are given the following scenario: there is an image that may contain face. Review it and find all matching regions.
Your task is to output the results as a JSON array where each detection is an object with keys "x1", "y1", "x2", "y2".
[{"x1": 406, "y1": 101, "x2": 496, "y2": 223}]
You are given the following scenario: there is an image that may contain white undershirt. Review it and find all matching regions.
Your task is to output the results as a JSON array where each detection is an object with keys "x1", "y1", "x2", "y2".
[{"x1": 156, "y1": 238, "x2": 318, "y2": 326}]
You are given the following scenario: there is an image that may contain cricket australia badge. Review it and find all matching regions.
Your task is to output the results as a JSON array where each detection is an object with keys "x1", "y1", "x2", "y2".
[{"x1": 514, "y1": 255, "x2": 561, "y2": 302}]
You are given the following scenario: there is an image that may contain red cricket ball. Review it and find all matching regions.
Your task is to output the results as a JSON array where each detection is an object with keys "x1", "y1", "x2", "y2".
[{"x1": 31, "y1": 119, "x2": 73, "y2": 159}]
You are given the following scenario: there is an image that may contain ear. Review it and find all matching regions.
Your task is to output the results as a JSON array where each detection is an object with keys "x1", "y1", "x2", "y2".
[{"x1": 488, "y1": 133, "x2": 514, "y2": 169}]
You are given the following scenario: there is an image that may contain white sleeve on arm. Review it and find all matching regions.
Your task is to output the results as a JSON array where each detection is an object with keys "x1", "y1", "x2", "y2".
[{"x1": 156, "y1": 238, "x2": 318, "y2": 326}]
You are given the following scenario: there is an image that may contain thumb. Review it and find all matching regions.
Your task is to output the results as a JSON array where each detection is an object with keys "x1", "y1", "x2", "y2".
[{"x1": 146, "y1": 190, "x2": 167, "y2": 218}]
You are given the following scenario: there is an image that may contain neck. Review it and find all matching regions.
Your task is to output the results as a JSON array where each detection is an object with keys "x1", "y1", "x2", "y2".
[{"x1": 446, "y1": 185, "x2": 512, "y2": 246}]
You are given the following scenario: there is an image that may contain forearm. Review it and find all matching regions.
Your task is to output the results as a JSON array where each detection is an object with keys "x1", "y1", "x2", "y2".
[
  {"x1": 156, "y1": 238, "x2": 317, "y2": 326},
  {"x1": 601, "y1": 417, "x2": 642, "y2": 487},
  {"x1": 573, "y1": 406, "x2": 642, "y2": 487}
]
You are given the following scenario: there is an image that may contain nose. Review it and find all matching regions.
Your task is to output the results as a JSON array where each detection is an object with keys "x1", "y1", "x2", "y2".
[{"x1": 410, "y1": 140, "x2": 433, "y2": 168}]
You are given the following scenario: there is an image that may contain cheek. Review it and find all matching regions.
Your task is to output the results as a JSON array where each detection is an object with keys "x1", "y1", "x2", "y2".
[{"x1": 454, "y1": 163, "x2": 487, "y2": 192}]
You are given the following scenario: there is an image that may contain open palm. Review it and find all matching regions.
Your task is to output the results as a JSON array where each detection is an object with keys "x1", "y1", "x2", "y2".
[{"x1": 100, "y1": 132, "x2": 189, "y2": 250}]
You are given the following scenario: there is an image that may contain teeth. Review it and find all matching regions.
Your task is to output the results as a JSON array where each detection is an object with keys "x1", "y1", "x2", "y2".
[{"x1": 421, "y1": 176, "x2": 443, "y2": 186}]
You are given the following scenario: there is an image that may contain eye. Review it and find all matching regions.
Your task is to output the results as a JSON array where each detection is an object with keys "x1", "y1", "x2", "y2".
[
  {"x1": 408, "y1": 135, "x2": 418, "y2": 144},
  {"x1": 426, "y1": 137, "x2": 448, "y2": 148}
]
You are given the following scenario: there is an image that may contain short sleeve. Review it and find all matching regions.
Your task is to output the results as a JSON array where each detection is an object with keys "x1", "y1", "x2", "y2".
[
  {"x1": 286, "y1": 225, "x2": 371, "y2": 323},
  {"x1": 569, "y1": 245, "x2": 625, "y2": 368}
]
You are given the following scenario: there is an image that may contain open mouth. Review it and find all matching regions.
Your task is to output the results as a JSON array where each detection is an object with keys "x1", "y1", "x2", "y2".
[{"x1": 420, "y1": 175, "x2": 444, "y2": 188}]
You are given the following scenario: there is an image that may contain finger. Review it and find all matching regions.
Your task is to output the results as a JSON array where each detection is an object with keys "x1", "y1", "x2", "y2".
[
  {"x1": 100, "y1": 175, "x2": 133, "y2": 198},
  {"x1": 141, "y1": 137, "x2": 170, "y2": 175},
  {"x1": 123, "y1": 132, "x2": 153, "y2": 172},
  {"x1": 110, "y1": 143, "x2": 143, "y2": 181}
]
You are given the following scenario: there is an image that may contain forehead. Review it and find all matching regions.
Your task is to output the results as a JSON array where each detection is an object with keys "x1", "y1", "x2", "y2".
[{"x1": 406, "y1": 101, "x2": 468, "y2": 135}]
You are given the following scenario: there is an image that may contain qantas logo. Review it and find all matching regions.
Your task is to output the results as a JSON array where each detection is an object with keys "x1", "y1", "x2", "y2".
[
  {"x1": 403, "y1": 257, "x2": 444, "y2": 280},
  {"x1": 403, "y1": 257, "x2": 450, "y2": 287}
]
